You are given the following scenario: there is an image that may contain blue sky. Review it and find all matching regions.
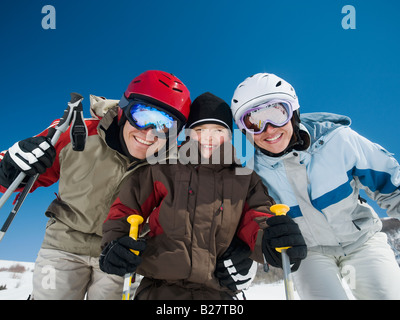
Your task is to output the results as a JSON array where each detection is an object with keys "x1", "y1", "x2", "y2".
[{"x1": 1, "y1": 0, "x2": 400, "y2": 261}]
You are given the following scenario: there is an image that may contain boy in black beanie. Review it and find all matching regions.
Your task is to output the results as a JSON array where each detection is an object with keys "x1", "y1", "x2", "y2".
[
  {"x1": 186, "y1": 92, "x2": 233, "y2": 131},
  {"x1": 101, "y1": 92, "x2": 306, "y2": 300},
  {"x1": 183, "y1": 92, "x2": 233, "y2": 161}
]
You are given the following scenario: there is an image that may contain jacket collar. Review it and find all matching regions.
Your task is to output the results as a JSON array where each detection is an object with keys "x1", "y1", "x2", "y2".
[
  {"x1": 255, "y1": 112, "x2": 352, "y2": 168},
  {"x1": 89, "y1": 94, "x2": 120, "y2": 119},
  {"x1": 301, "y1": 112, "x2": 351, "y2": 146}
]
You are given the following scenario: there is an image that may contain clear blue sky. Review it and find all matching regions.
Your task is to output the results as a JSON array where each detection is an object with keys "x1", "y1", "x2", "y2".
[{"x1": 1, "y1": 0, "x2": 399, "y2": 261}]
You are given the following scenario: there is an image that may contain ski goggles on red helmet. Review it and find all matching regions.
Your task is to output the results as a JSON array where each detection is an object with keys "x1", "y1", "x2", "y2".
[
  {"x1": 120, "y1": 96, "x2": 177, "y2": 133},
  {"x1": 239, "y1": 100, "x2": 293, "y2": 134}
]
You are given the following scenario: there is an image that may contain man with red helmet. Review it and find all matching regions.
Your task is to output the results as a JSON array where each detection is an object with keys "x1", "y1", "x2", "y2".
[{"x1": 0, "y1": 70, "x2": 191, "y2": 299}]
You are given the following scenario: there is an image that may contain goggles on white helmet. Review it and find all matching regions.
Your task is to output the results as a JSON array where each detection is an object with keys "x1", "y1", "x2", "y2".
[
  {"x1": 239, "y1": 99, "x2": 293, "y2": 134},
  {"x1": 231, "y1": 73, "x2": 299, "y2": 132}
]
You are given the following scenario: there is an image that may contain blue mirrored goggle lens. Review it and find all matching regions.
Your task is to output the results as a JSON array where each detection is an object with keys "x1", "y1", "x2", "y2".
[{"x1": 130, "y1": 103, "x2": 175, "y2": 133}]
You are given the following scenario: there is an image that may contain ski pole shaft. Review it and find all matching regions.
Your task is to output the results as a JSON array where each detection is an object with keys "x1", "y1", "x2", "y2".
[
  {"x1": 270, "y1": 204, "x2": 295, "y2": 300},
  {"x1": 122, "y1": 214, "x2": 144, "y2": 300},
  {"x1": 0, "y1": 173, "x2": 26, "y2": 210},
  {"x1": 0, "y1": 173, "x2": 39, "y2": 241},
  {"x1": 0, "y1": 93, "x2": 84, "y2": 241}
]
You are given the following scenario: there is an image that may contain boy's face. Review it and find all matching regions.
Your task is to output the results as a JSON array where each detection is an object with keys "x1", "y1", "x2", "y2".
[
  {"x1": 190, "y1": 123, "x2": 231, "y2": 159},
  {"x1": 122, "y1": 121, "x2": 167, "y2": 159}
]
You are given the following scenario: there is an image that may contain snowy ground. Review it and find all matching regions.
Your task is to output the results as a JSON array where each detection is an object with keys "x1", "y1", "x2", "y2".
[
  {"x1": 0, "y1": 260, "x2": 35, "y2": 300},
  {"x1": 0, "y1": 259, "x2": 296, "y2": 300},
  {"x1": 1, "y1": 218, "x2": 396, "y2": 300},
  {"x1": 0, "y1": 260, "x2": 357, "y2": 300},
  {"x1": 244, "y1": 281, "x2": 299, "y2": 300}
]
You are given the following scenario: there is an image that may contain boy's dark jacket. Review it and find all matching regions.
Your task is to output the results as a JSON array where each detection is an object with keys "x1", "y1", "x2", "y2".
[{"x1": 102, "y1": 140, "x2": 274, "y2": 293}]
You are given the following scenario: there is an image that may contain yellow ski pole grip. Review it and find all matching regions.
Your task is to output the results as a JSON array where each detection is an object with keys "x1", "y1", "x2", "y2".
[
  {"x1": 127, "y1": 215, "x2": 144, "y2": 255},
  {"x1": 270, "y1": 204, "x2": 291, "y2": 252},
  {"x1": 122, "y1": 214, "x2": 144, "y2": 300}
]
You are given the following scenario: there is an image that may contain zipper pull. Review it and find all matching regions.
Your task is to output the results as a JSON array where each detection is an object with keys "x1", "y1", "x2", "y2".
[{"x1": 216, "y1": 203, "x2": 224, "y2": 216}]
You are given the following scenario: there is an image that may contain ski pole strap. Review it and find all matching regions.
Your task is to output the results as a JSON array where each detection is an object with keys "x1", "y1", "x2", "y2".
[
  {"x1": 50, "y1": 93, "x2": 86, "y2": 147},
  {"x1": 69, "y1": 93, "x2": 87, "y2": 152}
]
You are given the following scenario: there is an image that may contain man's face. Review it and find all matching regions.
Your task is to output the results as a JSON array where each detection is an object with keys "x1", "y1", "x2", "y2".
[{"x1": 122, "y1": 121, "x2": 167, "y2": 159}]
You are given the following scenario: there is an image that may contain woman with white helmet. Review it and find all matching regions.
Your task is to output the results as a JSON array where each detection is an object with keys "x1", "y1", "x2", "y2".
[{"x1": 231, "y1": 73, "x2": 400, "y2": 299}]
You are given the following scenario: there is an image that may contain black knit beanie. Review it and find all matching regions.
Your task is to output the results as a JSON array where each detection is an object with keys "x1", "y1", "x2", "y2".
[{"x1": 186, "y1": 92, "x2": 233, "y2": 131}]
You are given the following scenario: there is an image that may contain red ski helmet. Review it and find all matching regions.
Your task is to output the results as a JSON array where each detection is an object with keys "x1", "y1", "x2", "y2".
[{"x1": 119, "y1": 70, "x2": 191, "y2": 128}]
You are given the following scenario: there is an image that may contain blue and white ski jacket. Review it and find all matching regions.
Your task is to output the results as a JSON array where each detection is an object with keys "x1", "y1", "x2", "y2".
[{"x1": 254, "y1": 112, "x2": 400, "y2": 256}]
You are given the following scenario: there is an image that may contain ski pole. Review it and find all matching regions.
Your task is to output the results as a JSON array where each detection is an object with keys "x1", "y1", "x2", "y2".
[
  {"x1": 0, "y1": 93, "x2": 86, "y2": 242},
  {"x1": 0, "y1": 92, "x2": 84, "y2": 209},
  {"x1": 270, "y1": 204, "x2": 295, "y2": 300},
  {"x1": 122, "y1": 214, "x2": 144, "y2": 300}
]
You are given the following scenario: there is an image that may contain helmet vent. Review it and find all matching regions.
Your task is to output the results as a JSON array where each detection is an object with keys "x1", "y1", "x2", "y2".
[
  {"x1": 233, "y1": 99, "x2": 238, "y2": 103},
  {"x1": 159, "y1": 79, "x2": 170, "y2": 88},
  {"x1": 133, "y1": 80, "x2": 141, "y2": 83},
  {"x1": 162, "y1": 73, "x2": 172, "y2": 80},
  {"x1": 173, "y1": 88, "x2": 183, "y2": 93},
  {"x1": 276, "y1": 81, "x2": 282, "y2": 87}
]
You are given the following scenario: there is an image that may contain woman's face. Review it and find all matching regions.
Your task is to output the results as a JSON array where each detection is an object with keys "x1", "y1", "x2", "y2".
[{"x1": 252, "y1": 120, "x2": 294, "y2": 155}]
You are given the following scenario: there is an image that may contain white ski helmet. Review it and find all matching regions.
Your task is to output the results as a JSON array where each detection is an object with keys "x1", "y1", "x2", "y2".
[{"x1": 231, "y1": 73, "x2": 300, "y2": 130}]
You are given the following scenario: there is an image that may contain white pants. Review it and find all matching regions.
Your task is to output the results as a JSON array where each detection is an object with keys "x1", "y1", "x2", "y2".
[
  {"x1": 31, "y1": 248, "x2": 124, "y2": 300},
  {"x1": 292, "y1": 232, "x2": 400, "y2": 300}
]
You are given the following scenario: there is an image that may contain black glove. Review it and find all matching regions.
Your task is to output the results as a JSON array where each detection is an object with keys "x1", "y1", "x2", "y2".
[
  {"x1": 0, "y1": 136, "x2": 56, "y2": 187},
  {"x1": 99, "y1": 236, "x2": 146, "y2": 277},
  {"x1": 262, "y1": 215, "x2": 307, "y2": 272},
  {"x1": 215, "y1": 237, "x2": 257, "y2": 291}
]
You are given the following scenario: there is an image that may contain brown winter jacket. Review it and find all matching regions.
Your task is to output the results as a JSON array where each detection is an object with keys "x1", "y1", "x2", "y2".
[{"x1": 102, "y1": 140, "x2": 275, "y2": 294}]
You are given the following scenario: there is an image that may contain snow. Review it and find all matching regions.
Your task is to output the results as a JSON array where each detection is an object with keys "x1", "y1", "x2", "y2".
[
  {"x1": 0, "y1": 255, "x2": 390, "y2": 300},
  {"x1": 245, "y1": 277, "x2": 355, "y2": 300},
  {"x1": 244, "y1": 281, "x2": 299, "y2": 300},
  {"x1": 0, "y1": 259, "x2": 296, "y2": 300},
  {"x1": 0, "y1": 260, "x2": 34, "y2": 300},
  {"x1": 0, "y1": 223, "x2": 397, "y2": 300}
]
